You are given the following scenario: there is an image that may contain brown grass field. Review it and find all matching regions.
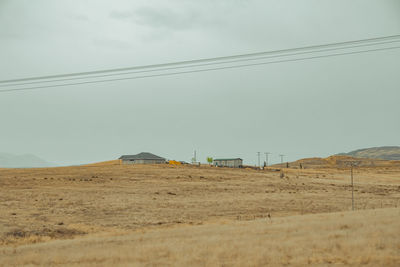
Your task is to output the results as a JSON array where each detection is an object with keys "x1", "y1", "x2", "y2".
[{"x1": 1, "y1": 159, "x2": 400, "y2": 266}]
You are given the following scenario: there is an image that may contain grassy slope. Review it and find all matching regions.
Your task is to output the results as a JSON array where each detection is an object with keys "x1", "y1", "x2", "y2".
[
  {"x1": 341, "y1": 146, "x2": 400, "y2": 161},
  {"x1": 1, "y1": 208, "x2": 399, "y2": 266},
  {"x1": 272, "y1": 155, "x2": 400, "y2": 169},
  {"x1": 0, "y1": 164, "x2": 399, "y2": 266}
]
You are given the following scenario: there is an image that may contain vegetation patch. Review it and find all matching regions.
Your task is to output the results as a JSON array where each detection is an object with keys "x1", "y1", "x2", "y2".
[{"x1": 1, "y1": 227, "x2": 87, "y2": 245}]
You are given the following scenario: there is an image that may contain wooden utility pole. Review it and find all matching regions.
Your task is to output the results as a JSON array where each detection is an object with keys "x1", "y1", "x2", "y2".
[
  {"x1": 257, "y1": 152, "x2": 261, "y2": 168},
  {"x1": 349, "y1": 162, "x2": 360, "y2": 210},
  {"x1": 351, "y1": 163, "x2": 355, "y2": 211}
]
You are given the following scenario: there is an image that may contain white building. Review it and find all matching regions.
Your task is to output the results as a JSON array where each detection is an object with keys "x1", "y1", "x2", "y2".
[{"x1": 213, "y1": 158, "x2": 243, "y2": 168}]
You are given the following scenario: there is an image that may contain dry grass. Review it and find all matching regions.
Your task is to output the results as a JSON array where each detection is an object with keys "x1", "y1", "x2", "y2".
[
  {"x1": 0, "y1": 163, "x2": 399, "y2": 265},
  {"x1": 1, "y1": 208, "x2": 399, "y2": 266},
  {"x1": 275, "y1": 155, "x2": 400, "y2": 169},
  {"x1": 82, "y1": 160, "x2": 121, "y2": 167}
]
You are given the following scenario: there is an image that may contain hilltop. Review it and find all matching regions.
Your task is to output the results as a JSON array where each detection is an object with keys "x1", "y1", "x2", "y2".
[
  {"x1": 274, "y1": 155, "x2": 400, "y2": 169},
  {"x1": 338, "y1": 146, "x2": 400, "y2": 160},
  {"x1": 271, "y1": 146, "x2": 400, "y2": 169}
]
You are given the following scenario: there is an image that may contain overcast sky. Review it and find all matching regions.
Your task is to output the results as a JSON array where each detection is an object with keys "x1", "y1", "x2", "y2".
[{"x1": 0, "y1": 0, "x2": 399, "y2": 166}]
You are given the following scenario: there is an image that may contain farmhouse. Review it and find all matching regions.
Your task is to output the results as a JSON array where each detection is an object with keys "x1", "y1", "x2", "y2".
[
  {"x1": 119, "y1": 152, "x2": 166, "y2": 165},
  {"x1": 213, "y1": 158, "x2": 243, "y2": 168}
]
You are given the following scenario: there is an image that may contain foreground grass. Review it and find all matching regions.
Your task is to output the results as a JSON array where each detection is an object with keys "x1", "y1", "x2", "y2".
[
  {"x1": 1, "y1": 208, "x2": 399, "y2": 266},
  {"x1": 1, "y1": 164, "x2": 399, "y2": 246},
  {"x1": 1, "y1": 164, "x2": 399, "y2": 266}
]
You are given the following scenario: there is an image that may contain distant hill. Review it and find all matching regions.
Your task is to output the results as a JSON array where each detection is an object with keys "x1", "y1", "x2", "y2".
[
  {"x1": 338, "y1": 146, "x2": 400, "y2": 161},
  {"x1": 272, "y1": 153, "x2": 400, "y2": 169},
  {"x1": 292, "y1": 155, "x2": 398, "y2": 168},
  {"x1": 0, "y1": 153, "x2": 56, "y2": 168}
]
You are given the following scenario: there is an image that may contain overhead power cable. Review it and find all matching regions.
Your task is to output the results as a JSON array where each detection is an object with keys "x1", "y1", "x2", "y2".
[
  {"x1": 1, "y1": 34, "x2": 400, "y2": 85},
  {"x1": 1, "y1": 45, "x2": 399, "y2": 93},
  {"x1": 2, "y1": 37, "x2": 400, "y2": 88},
  {"x1": 0, "y1": 34, "x2": 399, "y2": 93}
]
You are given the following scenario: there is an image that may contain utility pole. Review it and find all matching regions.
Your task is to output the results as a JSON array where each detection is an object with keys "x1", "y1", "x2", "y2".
[
  {"x1": 192, "y1": 150, "x2": 197, "y2": 164},
  {"x1": 264, "y1": 152, "x2": 270, "y2": 166},
  {"x1": 351, "y1": 163, "x2": 355, "y2": 211},
  {"x1": 257, "y1": 152, "x2": 261, "y2": 168},
  {"x1": 279, "y1": 154, "x2": 285, "y2": 164}
]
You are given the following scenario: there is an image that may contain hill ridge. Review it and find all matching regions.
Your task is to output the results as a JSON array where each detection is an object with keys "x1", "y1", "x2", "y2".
[{"x1": 338, "y1": 146, "x2": 400, "y2": 161}]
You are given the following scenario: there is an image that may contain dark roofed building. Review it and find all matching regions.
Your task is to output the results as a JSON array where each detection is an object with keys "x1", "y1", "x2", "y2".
[{"x1": 119, "y1": 152, "x2": 166, "y2": 165}]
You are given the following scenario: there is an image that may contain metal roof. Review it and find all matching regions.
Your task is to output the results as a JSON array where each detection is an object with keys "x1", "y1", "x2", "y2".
[
  {"x1": 119, "y1": 152, "x2": 165, "y2": 160},
  {"x1": 213, "y1": 158, "x2": 242, "y2": 161}
]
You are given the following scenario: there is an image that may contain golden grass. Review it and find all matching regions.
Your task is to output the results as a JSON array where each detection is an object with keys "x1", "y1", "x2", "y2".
[
  {"x1": 280, "y1": 155, "x2": 400, "y2": 169},
  {"x1": 82, "y1": 159, "x2": 121, "y2": 166},
  {"x1": 1, "y1": 208, "x2": 399, "y2": 266},
  {"x1": 0, "y1": 163, "x2": 399, "y2": 265}
]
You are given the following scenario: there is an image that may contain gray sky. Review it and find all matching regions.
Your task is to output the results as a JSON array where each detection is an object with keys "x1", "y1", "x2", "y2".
[{"x1": 0, "y1": 0, "x2": 399, "y2": 166}]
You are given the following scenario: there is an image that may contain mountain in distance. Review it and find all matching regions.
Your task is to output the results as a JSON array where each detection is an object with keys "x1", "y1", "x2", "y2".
[
  {"x1": 0, "y1": 153, "x2": 57, "y2": 168},
  {"x1": 270, "y1": 146, "x2": 400, "y2": 169},
  {"x1": 337, "y1": 146, "x2": 400, "y2": 161}
]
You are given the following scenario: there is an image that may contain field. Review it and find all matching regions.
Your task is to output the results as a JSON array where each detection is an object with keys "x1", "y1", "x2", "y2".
[{"x1": 1, "y1": 161, "x2": 400, "y2": 266}]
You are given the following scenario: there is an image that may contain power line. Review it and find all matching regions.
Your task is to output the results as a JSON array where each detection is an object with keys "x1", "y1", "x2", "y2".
[
  {"x1": 1, "y1": 45, "x2": 399, "y2": 94},
  {"x1": 279, "y1": 154, "x2": 285, "y2": 164},
  {"x1": 2, "y1": 38, "x2": 400, "y2": 88},
  {"x1": 264, "y1": 152, "x2": 271, "y2": 167},
  {"x1": 1, "y1": 34, "x2": 400, "y2": 85}
]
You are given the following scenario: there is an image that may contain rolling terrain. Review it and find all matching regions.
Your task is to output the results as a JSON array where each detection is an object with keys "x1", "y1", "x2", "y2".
[
  {"x1": 276, "y1": 155, "x2": 400, "y2": 169},
  {"x1": 338, "y1": 146, "x2": 400, "y2": 160},
  {"x1": 0, "y1": 162, "x2": 399, "y2": 265}
]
